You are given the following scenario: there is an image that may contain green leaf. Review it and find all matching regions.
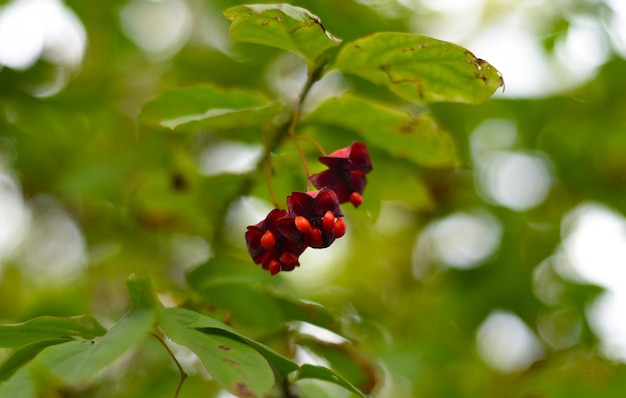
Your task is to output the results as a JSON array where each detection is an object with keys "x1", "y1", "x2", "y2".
[
  {"x1": 295, "y1": 336, "x2": 376, "y2": 395},
  {"x1": 365, "y1": 156, "x2": 434, "y2": 210},
  {"x1": 0, "y1": 308, "x2": 153, "y2": 393},
  {"x1": 140, "y1": 84, "x2": 281, "y2": 131},
  {"x1": 0, "y1": 315, "x2": 106, "y2": 348},
  {"x1": 0, "y1": 339, "x2": 69, "y2": 382},
  {"x1": 187, "y1": 256, "x2": 274, "y2": 287},
  {"x1": 0, "y1": 365, "x2": 35, "y2": 398},
  {"x1": 33, "y1": 275, "x2": 157, "y2": 384},
  {"x1": 126, "y1": 274, "x2": 158, "y2": 310},
  {"x1": 159, "y1": 311, "x2": 275, "y2": 398},
  {"x1": 332, "y1": 33, "x2": 503, "y2": 104},
  {"x1": 42, "y1": 309, "x2": 153, "y2": 385},
  {"x1": 198, "y1": 282, "x2": 284, "y2": 332},
  {"x1": 193, "y1": 280, "x2": 341, "y2": 333},
  {"x1": 159, "y1": 307, "x2": 299, "y2": 377},
  {"x1": 303, "y1": 93, "x2": 458, "y2": 168},
  {"x1": 0, "y1": 277, "x2": 156, "y2": 393},
  {"x1": 224, "y1": 4, "x2": 341, "y2": 68},
  {"x1": 276, "y1": 296, "x2": 340, "y2": 334},
  {"x1": 294, "y1": 364, "x2": 367, "y2": 398}
]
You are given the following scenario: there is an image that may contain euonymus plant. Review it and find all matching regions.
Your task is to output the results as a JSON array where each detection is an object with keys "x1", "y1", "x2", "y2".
[{"x1": 0, "y1": 4, "x2": 501, "y2": 397}]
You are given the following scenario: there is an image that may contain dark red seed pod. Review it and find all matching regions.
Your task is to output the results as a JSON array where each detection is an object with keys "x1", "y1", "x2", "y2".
[
  {"x1": 349, "y1": 192, "x2": 363, "y2": 208},
  {"x1": 294, "y1": 216, "x2": 312, "y2": 234},
  {"x1": 268, "y1": 260, "x2": 281, "y2": 275},
  {"x1": 308, "y1": 227, "x2": 323, "y2": 248},
  {"x1": 260, "y1": 230, "x2": 276, "y2": 251},
  {"x1": 334, "y1": 217, "x2": 346, "y2": 238},
  {"x1": 310, "y1": 142, "x2": 372, "y2": 205},
  {"x1": 279, "y1": 251, "x2": 299, "y2": 267},
  {"x1": 322, "y1": 210, "x2": 335, "y2": 232}
]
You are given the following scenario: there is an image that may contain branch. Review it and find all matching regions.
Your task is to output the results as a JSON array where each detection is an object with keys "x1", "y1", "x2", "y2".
[{"x1": 150, "y1": 332, "x2": 188, "y2": 398}]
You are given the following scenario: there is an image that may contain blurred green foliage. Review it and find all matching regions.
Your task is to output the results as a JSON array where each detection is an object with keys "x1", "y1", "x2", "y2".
[{"x1": 1, "y1": 0, "x2": 626, "y2": 397}]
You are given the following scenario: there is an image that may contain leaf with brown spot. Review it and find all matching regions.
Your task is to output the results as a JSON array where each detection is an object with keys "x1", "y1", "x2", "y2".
[
  {"x1": 234, "y1": 382, "x2": 256, "y2": 398},
  {"x1": 222, "y1": 358, "x2": 242, "y2": 366},
  {"x1": 224, "y1": 4, "x2": 341, "y2": 69},
  {"x1": 160, "y1": 307, "x2": 298, "y2": 378},
  {"x1": 159, "y1": 309, "x2": 275, "y2": 398},
  {"x1": 332, "y1": 32, "x2": 503, "y2": 104}
]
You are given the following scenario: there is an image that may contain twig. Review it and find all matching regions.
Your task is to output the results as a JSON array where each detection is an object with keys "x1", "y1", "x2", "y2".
[
  {"x1": 263, "y1": 132, "x2": 280, "y2": 207},
  {"x1": 287, "y1": 64, "x2": 324, "y2": 191},
  {"x1": 291, "y1": 136, "x2": 312, "y2": 191},
  {"x1": 150, "y1": 332, "x2": 188, "y2": 398},
  {"x1": 296, "y1": 135, "x2": 327, "y2": 156}
]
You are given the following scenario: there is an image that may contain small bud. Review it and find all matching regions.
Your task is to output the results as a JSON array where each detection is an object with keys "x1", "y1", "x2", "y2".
[
  {"x1": 308, "y1": 227, "x2": 323, "y2": 248},
  {"x1": 261, "y1": 230, "x2": 276, "y2": 251},
  {"x1": 334, "y1": 218, "x2": 346, "y2": 238},
  {"x1": 349, "y1": 192, "x2": 363, "y2": 208},
  {"x1": 322, "y1": 210, "x2": 335, "y2": 232},
  {"x1": 295, "y1": 216, "x2": 312, "y2": 234},
  {"x1": 268, "y1": 260, "x2": 281, "y2": 275}
]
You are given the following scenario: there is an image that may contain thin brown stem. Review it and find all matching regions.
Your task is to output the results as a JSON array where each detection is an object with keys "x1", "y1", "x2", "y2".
[
  {"x1": 296, "y1": 135, "x2": 327, "y2": 156},
  {"x1": 287, "y1": 64, "x2": 324, "y2": 191},
  {"x1": 291, "y1": 135, "x2": 311, "y2": 191},
  {"x1": 208, "y1": 60, "x2": 324, "y2": 251},
  {"x1": 263, "y1": 132, "x2": 280, "y2": 207},
  {"x1": 150, "y1": 332, "x2": 187, "y2": 398}
]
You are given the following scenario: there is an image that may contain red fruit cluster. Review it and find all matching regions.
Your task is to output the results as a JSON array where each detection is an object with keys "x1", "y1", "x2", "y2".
[
  {"x1": 245, "y1": 142, "x2": 372, "y2": 275},
  {"x1": 245, "y1": 209, "x2": 307, "y2": 275},
  {"x1": 311, "y1": 142, "x2": 373, "y2": 208}
]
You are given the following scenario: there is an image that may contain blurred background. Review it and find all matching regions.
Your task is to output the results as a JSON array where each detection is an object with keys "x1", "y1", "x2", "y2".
[{"x1": 1, "y1": 0, "x2": 626, "y2": 397}]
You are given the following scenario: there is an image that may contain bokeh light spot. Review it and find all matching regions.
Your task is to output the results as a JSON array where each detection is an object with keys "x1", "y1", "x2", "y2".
[
  {"x1": 199, "y1": 141, "x2": 263, "y2": 176},
  {"x1": 470, "y1": 119, "x2": 518, "y2": 160},
  {"x1": 587, "y1": 291, "x2": 626, "y2": 362},
  {"x1": 412, "y1": 210, "x2": 502, "y2": 277},
  {"x1": 532, "y1": 258, "x2": 565, "y2": 306},
  {"x1": 557, "y1": 203, "x2": 626, "y2": 291},
  {"x1": 555, "y1": 20, "x2": 610, "y2": 87},
  {"x1": 0, "y1": 0, "x2": 86, "y2": 70},
  {"x1": 476, "y1": 310, "x2": 544, "y2": 373},
  {"x1": 556, "y1": 203, "x2": 626, "y2": 362},
  {"x1": 120, "y1": 0, "x2": 192, "y2": 59},
  {"x1": 476, "y1": 150, "x2": 553, "y2": 211},
  {"x1": 0, "y1": 171, "x2": 29, "y2": 267},
  {"x1": 20, "y1": 197, "x2": 87, "y2": 285},
  {"x1": 537, "y1": 308, "x2": 582, "y2": 350}
]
